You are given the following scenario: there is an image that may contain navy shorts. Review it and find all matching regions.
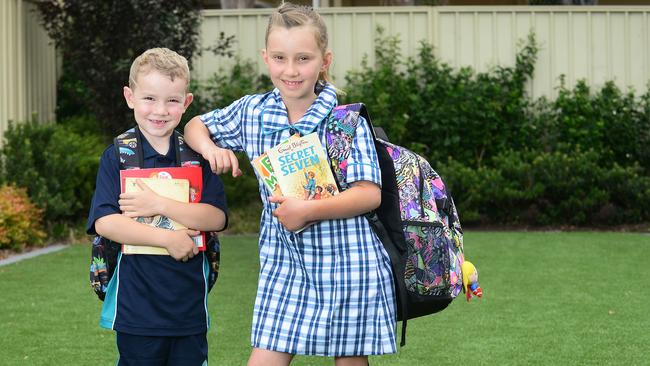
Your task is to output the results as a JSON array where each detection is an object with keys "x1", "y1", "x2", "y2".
[{"x1": 116, "y1": 332, "x2": 208, "y2": 366}]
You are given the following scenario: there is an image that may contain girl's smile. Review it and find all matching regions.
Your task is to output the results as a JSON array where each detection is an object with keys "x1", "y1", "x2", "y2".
[{"x1": 263, "y1": 26, "x2": 331, "y2": 106}]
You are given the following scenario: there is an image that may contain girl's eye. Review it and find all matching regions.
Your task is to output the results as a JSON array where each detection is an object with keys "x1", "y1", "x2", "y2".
[{"x1": 299, "y1": 56, "x2": 310, "y2": 62}]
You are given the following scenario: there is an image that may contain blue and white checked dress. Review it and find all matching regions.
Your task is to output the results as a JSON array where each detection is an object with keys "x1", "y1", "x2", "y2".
[{"x1": 200, "y1": 83, "x2": 396, "y2": 356}]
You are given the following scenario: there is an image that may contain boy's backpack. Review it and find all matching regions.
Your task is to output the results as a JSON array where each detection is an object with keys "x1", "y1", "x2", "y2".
[
  {"x1": 89, "y1": 126, "x2": 221, "y2": 301},
  {"x1": 325, "y1": 103, "x2": 465, "y2": 346}
]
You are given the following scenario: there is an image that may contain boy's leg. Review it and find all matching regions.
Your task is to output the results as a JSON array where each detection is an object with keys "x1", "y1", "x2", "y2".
[
  {"x1": 248, "y1": 348, "x2": 293, "y2": 366},
  {"x1": 116, "y1": 332, "x2": 170, "y2": 366},
  {"x1": 167, "y1": 333, "x2": 208, "y2": 366}
]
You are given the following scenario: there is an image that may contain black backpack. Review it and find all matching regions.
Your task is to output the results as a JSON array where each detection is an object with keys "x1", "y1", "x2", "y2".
[
  {"x1": 325, "y1": 104, "x2": 467, "y2": 346},
  {"x1": 89, "y1": 127, "x2": 221, "y2": 301}
]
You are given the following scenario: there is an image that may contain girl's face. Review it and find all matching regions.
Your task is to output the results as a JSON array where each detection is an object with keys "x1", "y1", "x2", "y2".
[{"x1": 263, "y1": 26, "x2": 332, "y2": 104}]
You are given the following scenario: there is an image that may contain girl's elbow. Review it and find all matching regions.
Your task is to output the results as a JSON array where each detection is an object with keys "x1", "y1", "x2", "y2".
[{"x1": 369, "y1": 186, "x2": 382, "y2": 210}]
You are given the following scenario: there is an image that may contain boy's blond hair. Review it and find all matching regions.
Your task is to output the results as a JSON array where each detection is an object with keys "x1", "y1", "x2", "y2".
[{"x1": 128, "y1": 48, "x2": 190, "y2": 90}]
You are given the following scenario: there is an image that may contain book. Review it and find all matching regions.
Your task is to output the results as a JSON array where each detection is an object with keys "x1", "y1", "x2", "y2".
[
  {"x1": 251, "y1": 134, "x2": 300, "y2": 197},
  {"x1": 119, "y1": 167, "x2": 205, "y2": 255},
  {"x1": 266, "y1": 132, "x2": 339, "y2": 201},
  {"x1": 251, "y1": 152, "x2": 282, "y2": 198}
]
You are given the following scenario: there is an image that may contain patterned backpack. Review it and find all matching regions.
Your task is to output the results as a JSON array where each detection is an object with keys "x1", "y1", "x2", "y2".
[
  {"x1": 89, "y1": 126, "x2": 222, "y2": 301},
  {"x1": 325, "y1": 104, "x2": 465, "y2": 346}
]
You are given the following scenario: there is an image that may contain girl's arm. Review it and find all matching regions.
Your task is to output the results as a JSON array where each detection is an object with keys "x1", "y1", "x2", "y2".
[
  {"x1": 118, "y1": 178, "x2": 227, "y2": 232},
  {"x1": 184, "y1": 117, "x2": 242, "y2": 177},
  {"x1": 268, "y1": 180, "x2": 380, "y2": 232},
  {"x1": 95, "y1": 214, "x2": 199, "y2": 261}
]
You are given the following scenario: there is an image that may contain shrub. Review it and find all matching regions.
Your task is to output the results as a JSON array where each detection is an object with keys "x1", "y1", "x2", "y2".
[
  {"x1": 549, "y1": 79, "x2": 650, "y2": 172},
  {"x1": 182, "y1": 58, "x2": 273, "y2": 222},
  {"x1": 0, "y1": 185, "x2": 46, "y2": 250},
  {"x1": 184, "y1": 58, "x2": 272, "y2": 128},
  {"x1": 36, "y1": 0, "x2": 203, "y2": 136},
  {"x1": 344, "y1": 30, "x2": 539, "y2": 168},
  {"x1": 1, "y1": 120, "x2": 104, "y2": 224},
  {"x1": 440, "y1": 149, "x2": 650, "y2": 226}
]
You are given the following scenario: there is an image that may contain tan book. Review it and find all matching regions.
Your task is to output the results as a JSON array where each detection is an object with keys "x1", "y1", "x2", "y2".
[
  {"x1": 266, "y1": 132, "x2": 339, "y2": 202},
  {"x1": 121, "y1": 177, "x2": 189, "y2": 255}
]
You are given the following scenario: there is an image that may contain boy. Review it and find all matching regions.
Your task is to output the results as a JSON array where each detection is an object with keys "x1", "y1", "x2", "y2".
[{"x1": 86, "y1": 48, "x2": 228, "y2": 366}]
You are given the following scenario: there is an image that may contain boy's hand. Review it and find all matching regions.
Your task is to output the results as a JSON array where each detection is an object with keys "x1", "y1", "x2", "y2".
[
  {"x1": 202, "y1": 144, "x2": 242, "y2": 177},
  {"x1": 269, "y1": 196, "x2": 312, "y2": 232},
  {"x1": 119, "y1": 179, "x2": 163, "y2": 218},
  {"x1": 166, "y1": 229, "x2": 200, "y2": 261}
]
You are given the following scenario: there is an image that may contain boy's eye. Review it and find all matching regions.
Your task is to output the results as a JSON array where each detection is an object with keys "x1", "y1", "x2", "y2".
[
  {"x1": 273, "y1": 55, "x2": 284, "y2": 61},
  {"x1": 168, "y1": 99, "x2": 180, "y2": 103},
  {"x1": 144, "y1": 96, "x2": 155, "y2": 101}
]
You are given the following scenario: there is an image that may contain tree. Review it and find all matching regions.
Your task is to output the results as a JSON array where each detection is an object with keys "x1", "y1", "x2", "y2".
[{"x1": 35, "y1": 1, "x2": 203, "y2": 136}]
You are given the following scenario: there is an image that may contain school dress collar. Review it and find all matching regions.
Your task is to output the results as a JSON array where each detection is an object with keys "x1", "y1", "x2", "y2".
[{"x1": 261, "y1": 82, "x2": 338, "y2": 136}]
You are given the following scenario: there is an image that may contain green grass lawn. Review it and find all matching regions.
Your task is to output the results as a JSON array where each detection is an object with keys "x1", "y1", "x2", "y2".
[{"x1": 1, "y1": 232, "x2": 649, "y2": 365}]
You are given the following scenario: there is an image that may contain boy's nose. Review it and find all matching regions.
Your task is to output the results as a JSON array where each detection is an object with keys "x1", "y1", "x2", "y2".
[{"x1": 153, "y1": 101, "x2": 168, "y2": 115}]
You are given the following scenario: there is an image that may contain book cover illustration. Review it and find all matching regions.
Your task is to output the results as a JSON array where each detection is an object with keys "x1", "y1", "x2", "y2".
[
  {"x1": 266, "y1": 132, "x2": 339, "y2": 201},
  {"x1": 251, "y1": 152, "x2": 282, "y2": 198},
  {"x1": 119, "y1": 167, "x2": 205, "y2": 255},
  {"x1": 251, "y1": 134, "x2": 300, "y2": 197}
]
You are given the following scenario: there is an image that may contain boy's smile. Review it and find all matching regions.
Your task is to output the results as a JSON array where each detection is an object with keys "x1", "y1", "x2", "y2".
[{"x1": 123, "y1": 70, "x2": 192, "y2": 152}]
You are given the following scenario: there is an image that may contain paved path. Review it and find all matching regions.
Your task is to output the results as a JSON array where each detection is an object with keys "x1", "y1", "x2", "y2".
[{"x1": 0, "y1": 244, "x2": 69, "y2": 267}]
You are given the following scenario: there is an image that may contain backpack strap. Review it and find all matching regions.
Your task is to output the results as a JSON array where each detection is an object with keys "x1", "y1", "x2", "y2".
[
  {"x1": 325, "y1": 104, "x2": 410, "y2": 347},
  {"x1": 114, "y1": 127, "x2": 202, "y2": 169},
  {"x1": 114, "y1": 127, "x2": 143, "y2": 169},
  {"x1": 176, "y1": 131, "x2": 202, "y2": 167}
]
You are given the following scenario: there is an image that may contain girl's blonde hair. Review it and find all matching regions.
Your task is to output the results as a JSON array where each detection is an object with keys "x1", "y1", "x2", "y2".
[
  {"x1": 128, "y1": 47, "x2": 190, "y2": 90},
  {"x1": 265, "y1": 2, "x2": 335, "y2": 88}
]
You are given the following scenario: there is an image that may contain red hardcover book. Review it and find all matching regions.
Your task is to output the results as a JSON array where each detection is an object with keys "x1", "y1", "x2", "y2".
[{"x1": 119, "y1": 167, "x2": 205, "y2": 254}]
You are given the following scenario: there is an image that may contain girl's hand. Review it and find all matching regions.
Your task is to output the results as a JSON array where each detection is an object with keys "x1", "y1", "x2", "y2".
[
  {"x1": 202, "y1": 144, "x2": 242, "y2": 177},
  {"x1": 119, "y1": 179, "x2": 163, "y2": 218},
  {"x1": 269, "y1": 196, "x2": 312, "y2": 232}
]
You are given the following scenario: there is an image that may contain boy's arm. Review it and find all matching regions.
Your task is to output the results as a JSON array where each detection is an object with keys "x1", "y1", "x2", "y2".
[
  {"x1": 118, "y1": 180, "x2": 226, "y2": 231},
  {"x1": 95, "y1": 214, "x2": 199, "y2": 261},
  {"x1": 184, "y1": 116, "x2": 241, "y2": 177}
]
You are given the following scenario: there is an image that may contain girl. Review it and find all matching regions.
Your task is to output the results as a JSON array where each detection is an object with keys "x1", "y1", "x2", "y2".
[{"x1": 184, "y1": 3, "x2": 396, "y2": 365}]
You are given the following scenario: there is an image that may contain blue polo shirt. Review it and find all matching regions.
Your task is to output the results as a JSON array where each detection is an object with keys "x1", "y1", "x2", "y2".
[{"x1": 86, "y1": 132, "x2": 228, "y2": 336}]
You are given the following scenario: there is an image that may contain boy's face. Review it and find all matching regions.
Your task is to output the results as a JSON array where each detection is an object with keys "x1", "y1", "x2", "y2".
[{"x1": 123, "y1": 70, "x2": 192, "y2": 143}]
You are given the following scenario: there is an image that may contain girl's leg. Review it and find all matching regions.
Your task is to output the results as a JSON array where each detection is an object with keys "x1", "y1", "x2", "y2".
[
  {"x1": 334, "y1": 356, "x2": 369, "y2": 366},
  {"x1": 247, "y1": 348, "x2": 293, "y2": 366}
]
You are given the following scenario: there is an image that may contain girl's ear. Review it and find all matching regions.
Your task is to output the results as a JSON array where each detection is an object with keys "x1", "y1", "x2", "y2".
[
  {"x1": 123, "y1": 86, "x2": 135, "y2": 109},
  {"x1": 262, "y1": 48, "x2": 270, "y2": 66},
  {"x1": 321, "y1": 50, "x2": 333, "y2": 71}
]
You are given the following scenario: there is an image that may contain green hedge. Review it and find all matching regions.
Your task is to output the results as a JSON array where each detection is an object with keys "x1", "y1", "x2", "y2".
[
  {"x1": 342, "y1": 31, "x2": 650, "y2": 226},
  {"x1": 0, "y1": 118, "x2": 104, "y2": 227},
  {"x1": 6, "y1": 31, "x2": 648, "y2": 230}
]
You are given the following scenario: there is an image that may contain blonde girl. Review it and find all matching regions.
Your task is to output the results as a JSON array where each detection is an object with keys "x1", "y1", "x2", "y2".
[{"x1": 184, "y1": 3, "x2": 396, "y2": 366}]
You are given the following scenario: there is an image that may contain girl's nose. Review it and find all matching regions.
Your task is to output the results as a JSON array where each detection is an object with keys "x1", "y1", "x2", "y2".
[{"x1": 286, "y1": 61, "x2": 299, "y2": 76}]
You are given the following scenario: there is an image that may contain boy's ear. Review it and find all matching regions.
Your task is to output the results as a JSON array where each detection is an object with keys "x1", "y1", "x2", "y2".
[
  {"x1": 123, "y1": 86, "x2": 135, "y2": 109},
  {"x1": 183, "y1": 93, "x2": 193, "y2": 109}
]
